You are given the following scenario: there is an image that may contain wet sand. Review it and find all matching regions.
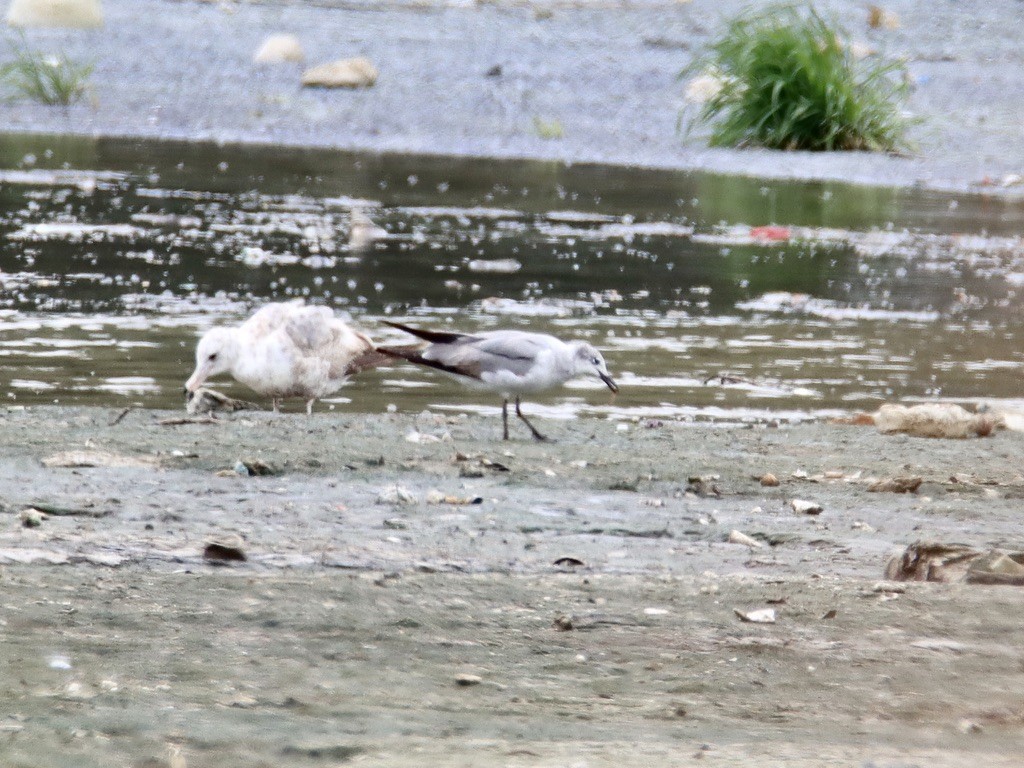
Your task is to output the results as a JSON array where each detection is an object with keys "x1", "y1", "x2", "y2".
[
  {"x1": 1, "y1": 0, "x2": 1023, "y2": 193},
  {"x1": 3, "y1": 405, "x2": 1024, "y2": 765}
]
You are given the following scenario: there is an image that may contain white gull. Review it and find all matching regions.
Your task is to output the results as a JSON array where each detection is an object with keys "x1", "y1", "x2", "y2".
[
  {"x1": 184, "y1": 302, "x2": 386, "y2": 414},
  {"x1": 379, "y1": 320, "x2": 618, "y2": 441}
]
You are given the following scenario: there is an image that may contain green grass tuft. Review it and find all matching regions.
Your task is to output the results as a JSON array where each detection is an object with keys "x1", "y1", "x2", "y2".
[
  {"x1": 1, "y1": 34, "x2": 93, "y2": 106},
  {"x1": 683, "y1": 4, "x2": 911, "y2": 152}
]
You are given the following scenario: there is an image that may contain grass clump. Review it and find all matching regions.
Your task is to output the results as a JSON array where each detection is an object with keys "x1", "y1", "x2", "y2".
[
  {"x1": 683, "y1": 4, "x2": 910, "y2": 152},
  {"x1": 1, "y1": 34, "x2": 93, "y2": 106}
]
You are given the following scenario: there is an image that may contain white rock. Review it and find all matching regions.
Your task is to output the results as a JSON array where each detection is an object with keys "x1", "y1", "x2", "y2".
[
  {"x1": 302, "y1": 57, "x2": 378, "y2": 89},
  {"x1": 684, "y1": 73, "x2": 725, "y2": 104},
  {"x1": 254, "y1": 33, "x2": 304, "y2": 64},
  {"x1": 7, "y1": 0, "x2": 102, "y2": 27},
  {"x1": 376, "y1": 485, "x2": 417, "y2": 505},
  {"x1": 791, "y1": 498, "x2": 824, "y2": 515},
  {"x1": 728, "y1": 530, "x2": 763, "y2": 549},
  {"x1": 734, "y1": 608, "x2": 776, "y2": 624}
]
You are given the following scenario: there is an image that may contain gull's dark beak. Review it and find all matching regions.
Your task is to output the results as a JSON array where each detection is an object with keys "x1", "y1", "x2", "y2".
[{"x1": 600, "y1": 372, "x2": 619, "y2": 394}]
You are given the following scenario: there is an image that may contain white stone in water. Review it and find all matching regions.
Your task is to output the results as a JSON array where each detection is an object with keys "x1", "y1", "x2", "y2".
[
  {"x1": 301, "y1": 57, "x2": 378, "y2": 89},
  {"x1": 254, "y1": 33, "x2": 304, "y2": 64},
  {"x1": 7, "y1": 0, "x2": 102, "y2": 27}
]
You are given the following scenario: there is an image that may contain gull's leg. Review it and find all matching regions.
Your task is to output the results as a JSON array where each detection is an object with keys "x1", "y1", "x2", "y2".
[
  {"x1": 272, "y1": 398, "x2": 281, "y2": 413},
  {"x1": 515, "y1": 396, "x2": 548, "y2": 442},
  {"x1": 305, "y1": 398, "x2": 315, "y2": 416},
  {"x1": 502, "y1": 399, "x2": 510, "y2": 440}
]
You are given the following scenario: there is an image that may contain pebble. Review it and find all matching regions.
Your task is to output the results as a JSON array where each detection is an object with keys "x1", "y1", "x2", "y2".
[
  {"x1": 791, "y1": 498, "x2": 824, "y2": 515},
  {"x1": 728, "y1": 530, "x2": 763, "y2": 549},
  {"x1": 734, "y1": 607, "x2": 776, "y2": 624},
  {"x1": 377, "y1": 485, "x2": 417, "y2": 505},
  {"x1": 759, "y1": 473, "x2": 780, "y2": 487},
  {"x1": 8, "y1": 0, "x2": 102, "y2": 27},
  {"x1": 455, "y1": 674, "x2": 482, "y2": 687},
  {"x1": 302, "y1": 57, "x2": 378, "y2": 89},
  {"x1": 20, "y1": 508, "x2": 44, "y2": 527},
  {"x1": 254, "y1": 33, "x2": 304, "y2": 64}
]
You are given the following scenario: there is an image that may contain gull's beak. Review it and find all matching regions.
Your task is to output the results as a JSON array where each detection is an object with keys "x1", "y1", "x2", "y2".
[
  {"x1": 600, "y1": 372, "x2": 619, "y2": 394},
  {"x1": 184, "y1": 366, "x2": 208, "y2": 394}
]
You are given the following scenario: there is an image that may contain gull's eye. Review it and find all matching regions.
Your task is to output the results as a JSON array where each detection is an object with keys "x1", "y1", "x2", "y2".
[
  {"x1": 208, "y1": 353, "x2": 218, "y2": 361},
  {"x1": 591, "y1": 357, "x2": 600, "y2": 366}
]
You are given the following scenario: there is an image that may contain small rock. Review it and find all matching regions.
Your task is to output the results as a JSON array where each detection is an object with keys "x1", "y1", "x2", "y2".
[
  {"x1": 233, "y1": 458, "x2": 276, "y2": 476},
  {"x1": 821, "y1": 609, "x2": 838, "y2": 620},
  {"x1": 377, "y1": 485, "x2": 417, "y2": 505},
  {"x1": 204, "y1": 537, "x2": 247, "y2": 563},
  {"x1": 867, "y1": 5, "x2": 900, "y2": 30},
  {"x1": 868, "y1": 476, "x2": 922, "y2": 493},
  {"x1": 63, "y1": 681, "x2": 97, "y2": 700},
  {"x1": 301, "y1": 57, "x2": 377, "y2": 89},
  {"x1": 455, "y1": 674, "x2": 482, "y2": 687},
  {"x1": 552, "y1": 615, "x2": 573, "y2": 631},
  {"x1": 759, "y1": 473, "x2": 779, "y2": 487},
  {"x1": 254, "y1": 33, "x2": 304, "y2": 64},
  {"x1": 849, "y1": 41, "x2": 877, "y2": 60},
  {"x1": 686, "y1": 475, "x2": 721, "y2": 498},
  {"x1": 734, "y1": 608, "x2": 776, "y2": 624},
  {"x1": 683, "y1": 73, "x2": 725, "y2": 104},
  {"x1": 957, "y1": 718, "x2": 983, "y2": 734},
  {"x1": 873, "y1": 581, "x2": 906, "y2": 593},
  {"x1": 553, "y1": 556, "x2": 585, "y2": 569},
  {"x1": 7, "y1": 0, "x2": 102, "y2": 27},
  {"x1": 791, "y1": 498, "x2": 823, "y2": 515},
  {"x1": 728, "y1": 530, "x2": 763, "y2": 549},
  {"x1": 42, "y1": 450, "x2": 158, "y2": 469},
  {"x1": 426, "y1": 490, "x2": 482, "y2": 506},
  {"x1": 484, "y1": 64, "x2": 502, "y2": 77},
  {"x1": 20, "y1": 508, "x2": 44, "y2": 527}
]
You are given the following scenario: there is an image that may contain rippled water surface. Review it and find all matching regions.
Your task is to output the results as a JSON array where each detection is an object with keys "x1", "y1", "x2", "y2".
[{"x1": 3, "y1": 133, "x2": 1024, "y2": 424}]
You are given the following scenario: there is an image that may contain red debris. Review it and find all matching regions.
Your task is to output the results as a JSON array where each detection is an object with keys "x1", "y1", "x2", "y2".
[{"x1": 750, "y1": 225, "x2": 791, "y2": 241}]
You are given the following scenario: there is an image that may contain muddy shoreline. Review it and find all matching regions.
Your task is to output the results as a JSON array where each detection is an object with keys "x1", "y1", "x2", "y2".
[
  {"x1": 1, "y1": 0, "x2": 1023, "y2": 194},
  {"x1": 3, "y1": 406, "x2": 1024, "y2": 765}
]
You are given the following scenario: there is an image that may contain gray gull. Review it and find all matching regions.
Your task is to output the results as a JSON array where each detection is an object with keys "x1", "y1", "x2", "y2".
[{"x1": 378, "y1": 320, "x2": 618, "y2": 441}]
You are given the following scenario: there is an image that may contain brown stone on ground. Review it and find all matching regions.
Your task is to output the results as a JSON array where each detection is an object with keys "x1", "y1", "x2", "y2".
[
  {"x1": 301, "y1": 57, "x2": 377, "y2": 89},
  {"x1": 868, "y1": 476, "x2": 923, "y2": 493}
]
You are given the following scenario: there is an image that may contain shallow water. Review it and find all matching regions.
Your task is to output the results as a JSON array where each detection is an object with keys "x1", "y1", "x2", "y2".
[{"x1": 2, "y1": 133, "x2": 1024, "y2": 423}]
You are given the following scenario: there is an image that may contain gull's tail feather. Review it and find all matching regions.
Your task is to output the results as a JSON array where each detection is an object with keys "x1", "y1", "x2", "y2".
[
  {"x1": 344, "y1": 349, "x2": 400, "y2": 376},
  {"x1": 375, "y1": 344, "x2": 428, "y2": 361},
  {"x1": 376, "y1": 343, "x2": 482, "y2": 380},
  {"x1": 382, "y1": 320, "x2": 470, "y2": 345}
]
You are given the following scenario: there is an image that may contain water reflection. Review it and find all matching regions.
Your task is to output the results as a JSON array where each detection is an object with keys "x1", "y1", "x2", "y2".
[{"x1": 1, "y1": 133, "x2": 1023, "y2": 422}]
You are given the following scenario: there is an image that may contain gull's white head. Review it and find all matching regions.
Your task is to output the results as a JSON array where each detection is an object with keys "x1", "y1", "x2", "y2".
[
  {"x1": 570, "y1": 342, "x2": 618, "y2": 393},
  {"x1": 184, "y1": 327, "x2": 239, "y2": 393}
]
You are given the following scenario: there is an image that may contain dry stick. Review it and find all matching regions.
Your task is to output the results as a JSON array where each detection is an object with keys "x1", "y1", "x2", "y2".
[{"x1": 109, "y1": 407, "x2": 134, "y2": 426}]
